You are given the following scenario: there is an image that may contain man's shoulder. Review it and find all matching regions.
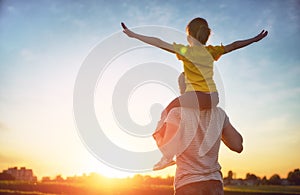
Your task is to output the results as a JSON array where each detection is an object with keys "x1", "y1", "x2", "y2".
[
  {"x1": 168, "y1": 108, "x2": 200, "y2": 124},
  {"x1": 169, "y1": 107, "x2": 198, "y2": 115},
  {"x1": 168, "y1": 107, "x2": 227, "y2": 117}
]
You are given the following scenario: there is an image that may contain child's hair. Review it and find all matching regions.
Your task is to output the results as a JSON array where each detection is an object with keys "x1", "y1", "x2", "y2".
[{"x1": 186, "y1": 18, "x2": 211, "y2": 45}]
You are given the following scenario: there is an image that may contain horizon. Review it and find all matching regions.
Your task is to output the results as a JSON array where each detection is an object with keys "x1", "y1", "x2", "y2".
[
  {"x1": 0, "y1": 0, "x2": 300, "y2": 180},
  {"x1": 1, "y1": 166, "x2": 299, "y2": 181}
]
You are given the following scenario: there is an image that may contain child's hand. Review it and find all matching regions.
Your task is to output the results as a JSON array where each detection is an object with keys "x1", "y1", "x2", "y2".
[
  {"x1": 121, "y1": 22, "x2": 127, "y2": 30},
  {"x1": 254, "y1": 30, "x2": 268, "y2": 42},
  {"x1": 121, "y1": 22, "x2": 136, "y2": 38}
]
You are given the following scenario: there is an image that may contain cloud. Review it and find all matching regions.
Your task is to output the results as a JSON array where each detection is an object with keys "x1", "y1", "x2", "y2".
[
  {"x1": 0, "y1": 122, "x2": 10, "y2": 131},
  {"x1": 20, "y1": 48, "x2": 37, "y2": 61},
  {"x1": 124, "y1": 2, "x2": 176, "y2": 26},
  {"x1": 287, "y1": 0, "x2": 300, "y2": 22},
  {"x1": 7, "y1": 5, "x2": 16, "y2": 13},
  {"x1": 0, "y1": 153, "x2": 24, "y2": 165},
  {"x1": 72, "y1": 18, "x2": 87, "y2": 28}
]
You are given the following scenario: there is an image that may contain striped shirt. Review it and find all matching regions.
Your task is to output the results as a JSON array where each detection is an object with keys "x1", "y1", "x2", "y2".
[{"x1": 154, "y1": 107, "x2": 230, "y2": 190}]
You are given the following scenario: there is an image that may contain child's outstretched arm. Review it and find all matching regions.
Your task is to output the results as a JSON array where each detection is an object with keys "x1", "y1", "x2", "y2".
[
  {"x1": 224, "y1": 30, "x2": 268, "y2": 54},
  {"x1": 121, "y1": 22, "x2": 175, "y2": 54}
]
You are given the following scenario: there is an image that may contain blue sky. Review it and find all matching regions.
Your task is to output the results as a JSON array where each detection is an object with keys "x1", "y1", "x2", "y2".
[{"x1": 0, "y1": 0, "x2": 299, "y2": 178}]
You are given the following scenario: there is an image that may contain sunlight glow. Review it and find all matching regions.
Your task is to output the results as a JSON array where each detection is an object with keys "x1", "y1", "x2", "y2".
[{"x1": 0, "y1": 0, "x2": 299, "y2": 181}]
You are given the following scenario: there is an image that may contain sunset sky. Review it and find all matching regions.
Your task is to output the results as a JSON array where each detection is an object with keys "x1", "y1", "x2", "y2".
[{"x1": 1, "y1": 0, "x2": 299, "y2": 180}]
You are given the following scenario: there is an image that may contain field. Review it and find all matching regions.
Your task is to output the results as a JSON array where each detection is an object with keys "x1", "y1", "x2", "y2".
[
  {"x1": 224, "y1": 185, "x2": 300, "y2": 195},
  {"x1": 0, "y1": 181, "x2": 300, "y2": 195}
]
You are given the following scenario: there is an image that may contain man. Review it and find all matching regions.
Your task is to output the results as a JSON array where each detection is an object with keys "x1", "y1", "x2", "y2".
[{"x1": 153, "y1": 73, "x2": 243, "y2": 195}]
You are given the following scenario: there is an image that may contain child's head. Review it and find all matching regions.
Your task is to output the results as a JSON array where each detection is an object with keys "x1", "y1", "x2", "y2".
[{"x1": 186, "y1": 18, "x2": 211, "y2": 45}]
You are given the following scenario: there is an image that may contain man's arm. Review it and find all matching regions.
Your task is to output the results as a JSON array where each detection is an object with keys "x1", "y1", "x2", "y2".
[
  {"x1": 222, "y1": 122, "x2": 243, "y2": 153},
  {"x1": 122, "y1": 22, "x2": 175, "y2": 53},
  {"x1": 223, "y1": 30, "x2": 268, "y2": 54}
]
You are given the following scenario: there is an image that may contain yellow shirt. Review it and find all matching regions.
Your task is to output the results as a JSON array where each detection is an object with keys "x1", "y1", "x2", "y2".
[{"x1": 173, "y1": 43, "x2": 225, "y2": 92}]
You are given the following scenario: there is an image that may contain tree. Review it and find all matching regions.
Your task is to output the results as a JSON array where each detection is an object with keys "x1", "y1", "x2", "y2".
[
  {"x1": 245, "y1": 173, "x2": 260, "y2": 185},
  {"x1": 228, "y1": 170, "x2": 233, "y2": 180},
  {"x1": 261, "y1": 176, "x2": 268, "y2": 185},
  {"x1": 42, "y1": 176, "x2": 51, "y2": 182},
  {"x1": 54, "y1": 175, "x2": 64, "y2": 182},
  {"x1": 287, "y1": 169, "x2": 300, "y2": 185},
  {"x1": 269, "y1": 174, "x2": 281, "y2": 185}
]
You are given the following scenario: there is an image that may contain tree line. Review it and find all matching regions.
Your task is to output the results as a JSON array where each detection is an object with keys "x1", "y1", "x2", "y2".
[
  {"x1": 224, "y1": 169, "x2": 300, "y2": 186},
  {"x1": 0, "y1": 167, "x2": 299, "y2": 186}
]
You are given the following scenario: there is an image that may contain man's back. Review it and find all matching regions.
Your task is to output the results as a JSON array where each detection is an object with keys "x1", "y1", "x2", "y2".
[{"x1": 174, "y1": 107, "x2": 229, "y2": 190}]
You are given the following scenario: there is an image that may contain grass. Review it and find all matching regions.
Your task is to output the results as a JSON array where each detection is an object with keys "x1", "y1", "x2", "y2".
[
  {"x1": 0, "y1": 189, "x2": 55, "y2": 195},
  {"x1": 1, "y1": 181, "x2": 300, "y2": 195},
  {"x1": 224, "y1": 185, "x2": 300, "y2": 194}
]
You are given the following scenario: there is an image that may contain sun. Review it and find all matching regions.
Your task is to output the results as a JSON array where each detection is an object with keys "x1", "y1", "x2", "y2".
[{"x1": 81, "y1": 158, "x2": 135, "y2": 178}]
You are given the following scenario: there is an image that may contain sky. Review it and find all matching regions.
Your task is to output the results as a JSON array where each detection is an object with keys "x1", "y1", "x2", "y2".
[{"x1": 0, "y1": 0, "x2": 300, "y2": 180}]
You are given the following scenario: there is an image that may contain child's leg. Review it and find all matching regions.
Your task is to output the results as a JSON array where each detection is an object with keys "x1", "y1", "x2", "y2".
[
  {"x1": 163, "y1": 91, "x2": 219, "y2": 114},
  {"x1": 162, "y1": 97, "x2": 181, "y2": 115},
  {"x1": 181, "y1": 91, "x2": 219, "y2": 109}
]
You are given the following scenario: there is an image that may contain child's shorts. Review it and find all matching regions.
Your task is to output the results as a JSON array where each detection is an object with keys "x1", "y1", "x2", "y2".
[{"x1": 164, "y1": 91, "x2": 219, "y2": 114}]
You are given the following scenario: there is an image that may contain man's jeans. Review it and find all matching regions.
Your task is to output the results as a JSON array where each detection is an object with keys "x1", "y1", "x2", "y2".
[{"x1": 175, "y1": 180, "x2": 224, "y2": 195}]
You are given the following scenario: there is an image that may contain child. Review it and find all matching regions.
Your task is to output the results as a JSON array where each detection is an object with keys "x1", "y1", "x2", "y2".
[
  {"x1": 122, "y1": 18, "x2": 268, "y2": 170},
  {"x1": 122, "y1": 18, "x2": 267, "y2": 113}
]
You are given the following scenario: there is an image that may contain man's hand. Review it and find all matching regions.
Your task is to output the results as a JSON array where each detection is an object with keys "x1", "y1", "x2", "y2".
[{"x1": 254, "y1": 30, "x2": 268, "y2": 42}]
